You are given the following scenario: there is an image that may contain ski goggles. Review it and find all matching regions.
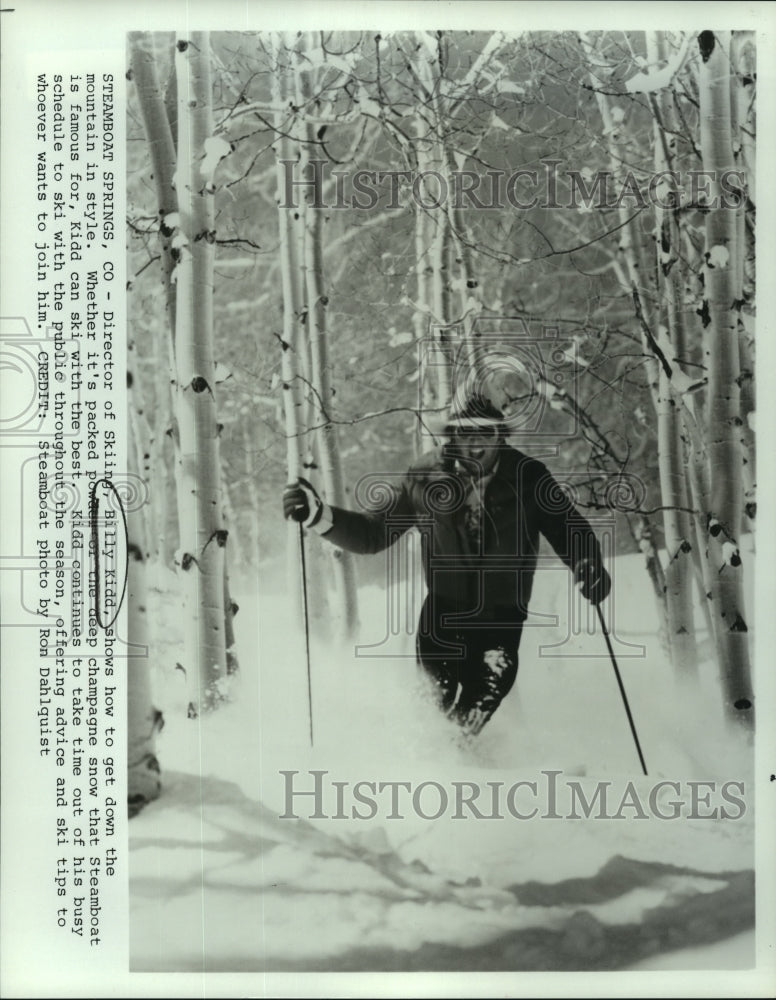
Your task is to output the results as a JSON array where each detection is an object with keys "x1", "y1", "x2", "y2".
[{"x1": 451, "y1": 424, "x2": 500, "y2": 440}]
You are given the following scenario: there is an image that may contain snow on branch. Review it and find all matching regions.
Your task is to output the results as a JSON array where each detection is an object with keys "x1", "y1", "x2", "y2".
[
  {"x1": 200, "y1": 136, "x2": 232, "y2": 191},
  {"x1": 458, "y1": 31, "x2": 508, "y2": 91},
  {"x1": 625, "y1": 35, "x2": 691, "y2": 94}
]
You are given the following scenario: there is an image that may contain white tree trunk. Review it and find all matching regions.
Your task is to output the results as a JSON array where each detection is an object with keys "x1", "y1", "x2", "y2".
[
  {"x1": 129, "y1": 32, "x2": 180, "y2": 574},
  {"x1": 129, "y1": 33, "x2": 178, "y2": 326},
  {"x1": 698, "y1": 30, "x2": 753, "y2": 729},
  {"x1": 127, "y1": 391, "x2": 162, "y2": 814},
  {"x1": 273, "y1": 35, "x2": 308, "y2": 619},
  {"x1": 580, "y1": 32, "x2": 661, "y2": 414},
  {"x1": 648, "y1": 32, "x2": 698, "y2": 676},
  {"x1": 730, "y1": 31, "x2": 756, "y2": 513},
  {"x1": 413, "y1": 137, "x2": 453, "y2": 445},
  {"x1": 431, "y1": 213, "x2": 453, "y2": 415},
  {"x1": 418, "y1": 44, "x2": 485, "y2": 387},
  {"x1": 414, "y1": 142, "x2": 434, "y2": 448},
  {"x1": 296, "y1": 34, "x2": 359, "y2": 638},
  {"x1": 174, "y1": 31, "x2": 229, "y2": 710}
]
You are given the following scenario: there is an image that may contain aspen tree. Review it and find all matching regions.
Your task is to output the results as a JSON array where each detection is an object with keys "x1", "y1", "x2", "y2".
[
  {"x1": 127, "y1": 409, "x2": 162, "y2": 813},
  {"x1": 272, "y1": 34, "x2": 310, "y2": 625},
  {"x1": 130, "y1": 32, "x2": 239, "y2": 706},
  {"x1": 295, "y1": 33, "x2": 359, "y2": 637},
  {"x1": 648, "y1": 32, "x2": 698, "y2": 676},
  {"x1": 128, "y1": 33, "x2": 180, "y2": 571},
  {"x1": 697, "y1": 30, "x2": 753, "y2": 728},
  {"x1": 173, "y1": 32, "x2": 230, "y2": 709}
]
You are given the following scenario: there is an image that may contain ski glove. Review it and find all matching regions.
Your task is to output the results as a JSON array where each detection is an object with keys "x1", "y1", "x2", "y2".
[
  {"x1": 283, "y1": 477, "x2": 324, "y2": 527},
  {"x1": 574, "y1": 558, "x2": 611, "y2": 604}
]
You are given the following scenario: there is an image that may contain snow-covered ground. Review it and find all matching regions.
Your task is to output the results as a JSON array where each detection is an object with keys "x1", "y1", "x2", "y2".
[{"x1": 130, "y1": 544, "x2": 755, "y2": 972}]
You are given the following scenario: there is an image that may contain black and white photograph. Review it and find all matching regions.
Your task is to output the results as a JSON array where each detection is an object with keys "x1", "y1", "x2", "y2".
[
  {"x1": 1, "y1": 2, "x2": 775, "y2": 997},
  {"x1": 126, "y1": 19, "x2": 760, "y2": 976}
]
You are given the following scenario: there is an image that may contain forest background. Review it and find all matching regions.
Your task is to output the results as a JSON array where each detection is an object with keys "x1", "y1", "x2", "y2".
[{"x1": 125, "y1": 28, "x2": 756, "y2": 804}]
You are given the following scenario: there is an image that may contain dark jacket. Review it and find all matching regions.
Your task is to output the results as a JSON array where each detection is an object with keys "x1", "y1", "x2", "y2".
[{"x1": 323, "y1": 445, "x2": 602, "y2": 621}]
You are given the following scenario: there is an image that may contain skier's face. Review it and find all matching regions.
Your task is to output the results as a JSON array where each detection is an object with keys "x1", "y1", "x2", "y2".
[{"x1": 453, "y1": 426, "x2": 500, "y2": 475}]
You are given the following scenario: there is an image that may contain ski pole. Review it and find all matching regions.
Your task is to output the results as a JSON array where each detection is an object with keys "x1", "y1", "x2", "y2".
[
  {"x1": 297, "y1": 520, "x2": 314, "y2": 747},
  {"x1": 596, "y1": 604, "x2": 647, "y2": 776}
]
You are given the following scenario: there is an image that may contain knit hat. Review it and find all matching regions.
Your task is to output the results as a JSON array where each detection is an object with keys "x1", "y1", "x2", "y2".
[{"x1": 442, "y1": 394, "x2": 507, "y2": 435}]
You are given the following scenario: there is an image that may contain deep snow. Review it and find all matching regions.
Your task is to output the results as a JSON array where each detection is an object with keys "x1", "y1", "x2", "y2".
[{"x1": 130, "y1": 542, "x2": 755, "y2": 972}]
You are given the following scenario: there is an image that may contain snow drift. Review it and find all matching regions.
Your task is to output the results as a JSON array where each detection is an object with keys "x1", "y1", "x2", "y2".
[{"x1": 130, "y1": 549, "x2": 754, "y2": 971}]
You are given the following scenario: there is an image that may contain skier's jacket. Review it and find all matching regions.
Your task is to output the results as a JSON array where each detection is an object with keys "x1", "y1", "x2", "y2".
[{"x1": 322, "y1": 444, "x2": 604, "y2": 621}]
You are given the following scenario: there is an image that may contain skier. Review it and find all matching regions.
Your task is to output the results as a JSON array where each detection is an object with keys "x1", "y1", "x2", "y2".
[{"x1": 282, "y1": 394, "x2": 610, "y2": 735}]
